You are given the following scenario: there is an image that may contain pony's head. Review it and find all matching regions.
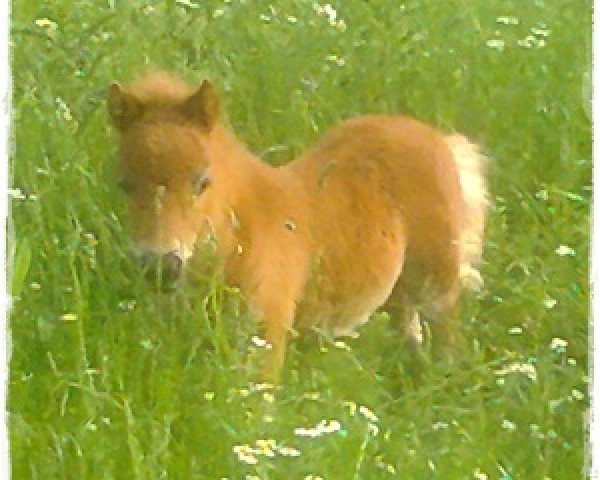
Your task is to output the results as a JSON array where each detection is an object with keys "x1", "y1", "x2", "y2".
[{"x1": 108, "y1": 72, "x2": 222, "y2": 285}]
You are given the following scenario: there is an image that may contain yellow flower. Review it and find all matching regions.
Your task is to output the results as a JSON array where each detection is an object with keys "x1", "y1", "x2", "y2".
[
  {"x1": 35, "y1": 18, "x2": 58, "y2": 29},
  {"x1": 262, "y1": 392, "x2": 275, "y2": 403},
  {"x1": 255, "y1": 439, "x2": 276, "y2": 457},
  {"x1": 367, "y1": 422, "x2": 379, "y2": 436}
]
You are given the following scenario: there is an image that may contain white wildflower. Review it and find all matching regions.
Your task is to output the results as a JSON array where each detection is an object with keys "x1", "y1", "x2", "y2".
[
  {"x1": 494, "y1": 362, "x2": 537, "y2": 382},
  {"x1": 9, "y1": 188, "x2": 26, "y2": 200},
  {"x1": 555, "y1": 245, "x2": 575, "y2": 256},
  {"x1": 319, "y1": 419, "x2": 341, "y2": 434},
  {"x1": 531, "y1": 27, "x2": 551, "y2": 37},
  {"x1": 294, "y1": 419, "x2": 341, "y2": 437},
  {"x1": 303, "y1": 391, "x2": 321, "y2": 401},
  {"x1": 358, "y1": 405, "x2": 378, "y2": 423},
  {"x1": 571, "y1": 389, "x2": 584, "y2": 401},
  {"x1": 233, "y1": 445, "x2": 259, "y2": 465},
  {"x1": 518, "y1": 35, "x2": 546, "y2": 48},
  {"x1": 486, "y1": 39, "x2": 505, "y2": 51},
  {"x1": 176, "y1": 0, "x2": 200, "y2": 8},
  {"x1": 474, "y1": 468, "x2": 489, "y2": 480},
  {"x1": 549, "y1": 337, "x2": 568, "y2": 352},
  {"x1": 432, "y1": 421, "x2": 449, "y2": 431},
  {"x1": 496, "y1": 16, "x2": 519, "y2": 25},
  {"x1": 314, "y1": 3, "x2": 346, "y2": 30},
  {"x1": 543, "y1": 296, "x2": 557, "y2": 309},
  {"x1": 277, "y1": 446, "x2": 301, "y2": 457},
  {"x1": 333, "y1": 340, "x2": 350, "y2": 350},
  {"x1": 251, "y1": 336, "x2": 272, "y2": 349},
  {"x1": 535, "y1": 189, "x2": 549, "y2": 200},
  {"x1": 367, "y1": 422, "x2": 380, "y2": 436},
  {"x1": 501, "y1": 419, "x2": 517, "y2": 431},
  {"x1": 84, "y1": 420, "x2": 98, "y2": 431},
  {"x1": 518, "y1": 36, "x2": 535, "y2": 48},
  {"x1": 325, "y1": 54, "x2": 345, "y2": 67}
]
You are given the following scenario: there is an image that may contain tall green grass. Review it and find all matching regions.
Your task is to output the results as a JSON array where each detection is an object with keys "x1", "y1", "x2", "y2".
[{"x1": 10, "y1": 1, "x2": 591, "y2": 478}]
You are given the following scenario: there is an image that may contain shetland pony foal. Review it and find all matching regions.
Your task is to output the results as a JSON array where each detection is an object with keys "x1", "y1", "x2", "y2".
[{"x1": 108, "y1": 72, "x2": 488, "y2": 381}]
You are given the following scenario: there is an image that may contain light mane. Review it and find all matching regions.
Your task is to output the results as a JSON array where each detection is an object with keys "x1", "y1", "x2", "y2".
[{"x1": 129, "y1": 71, "x2": 195, "y2": 105}]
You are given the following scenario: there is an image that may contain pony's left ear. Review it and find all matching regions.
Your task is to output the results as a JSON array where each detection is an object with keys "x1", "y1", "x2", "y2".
[
  {"x1": 181, "y1": 80, "x2": 220, "y2": 130},
  {"x1": 107, "y1": 82, "x2": 142, "y2": 131}
]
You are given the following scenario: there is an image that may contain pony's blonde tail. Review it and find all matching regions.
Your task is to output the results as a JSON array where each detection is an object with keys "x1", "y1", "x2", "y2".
[{"x1": 446, "y1": 134, "x2": 489, "y2": 292}]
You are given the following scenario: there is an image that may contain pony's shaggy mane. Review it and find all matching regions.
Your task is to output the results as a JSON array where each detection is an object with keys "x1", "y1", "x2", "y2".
[{"x1": 128, "y1": 71, "x2": 195, "y2": 105}]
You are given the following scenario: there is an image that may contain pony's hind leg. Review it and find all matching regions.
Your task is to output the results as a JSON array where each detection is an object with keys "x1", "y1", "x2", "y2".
[
  {"x1": 385, "y1": 286, "x2": 423, "y2": 349},
  {"x1": 384, "y1": 286, "x2": 430, "y2": 378},
  {"x1": 421, "y1": 278, "x2": 464, "y2": 366},
  {"x1": 388, "y1": 269, "x2": 463, "y2": 368}
]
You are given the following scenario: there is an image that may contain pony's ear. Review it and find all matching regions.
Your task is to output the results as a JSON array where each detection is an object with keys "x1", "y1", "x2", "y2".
[
  {"x1": 181, "y1": 80, "x2": 220, "y2": 130},
  {"x1": 107, "y1": 82, "x2": 142, "y2": 130}
]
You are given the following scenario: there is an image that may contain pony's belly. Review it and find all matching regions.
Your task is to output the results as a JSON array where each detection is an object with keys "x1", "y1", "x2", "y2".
[
  {"x1": 295, "y1": 217, "x2": 407, "y2": 337},
  {"x1": 330, "y1": 286, "x2": 395, "y2": 337},
  {"x1": 297, "y1": 290, "x2": 389, "y2": 337},
  {"x1": 296, "y1": 260, "x2": 403, "y2": 337}
]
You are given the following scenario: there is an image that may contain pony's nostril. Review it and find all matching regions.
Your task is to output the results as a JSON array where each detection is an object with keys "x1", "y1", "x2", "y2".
[{"x1": 163, "y1": 252, "x2": 183, "y2": 279}]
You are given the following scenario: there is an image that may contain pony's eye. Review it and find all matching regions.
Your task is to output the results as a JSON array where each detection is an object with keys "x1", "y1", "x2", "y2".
[
  {"x1": 192, "y1": 172, "x2": 211, "y2": 196},
  {"x1": 119, "y1": 178, "x2": 135, "y2": 195}
]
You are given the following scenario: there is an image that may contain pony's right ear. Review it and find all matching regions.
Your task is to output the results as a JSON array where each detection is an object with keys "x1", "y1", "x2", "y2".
[
  {"x1": 107, "y1": 82, "x2": 142, "y2": 130},
  {"x1": 181, "y1": 80, "x2": 220, "y2": 130}
]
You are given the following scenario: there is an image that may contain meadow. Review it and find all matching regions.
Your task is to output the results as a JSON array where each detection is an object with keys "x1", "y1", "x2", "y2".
[{"x1": 9, "y1": 0, "x2": 591, "y2": 478}]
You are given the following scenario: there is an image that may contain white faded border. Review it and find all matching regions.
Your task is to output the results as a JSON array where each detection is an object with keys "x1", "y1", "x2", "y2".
[
  {"x1": 591, "y1": 2, "x2": 599, "y2": 479},
  {"x1": 1, "y1": 0, "x2": 9, "y2": 478}
]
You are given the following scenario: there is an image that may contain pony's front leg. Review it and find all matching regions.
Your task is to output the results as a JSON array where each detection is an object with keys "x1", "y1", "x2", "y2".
[
  {"x1": 242, "y1": 244, "x2": 308, "y2": 384},
  {"x1": 249, "y1": 287, "x2": 298, "y2": 384}
]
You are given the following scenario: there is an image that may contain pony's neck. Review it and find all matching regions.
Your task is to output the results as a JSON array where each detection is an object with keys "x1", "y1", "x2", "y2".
[
  {"x1": 210, "y1": 124, "x2": 271, "y2": 175},
  {"x1": 205, "y1": 123, "x2": 288, "y2": 251}
]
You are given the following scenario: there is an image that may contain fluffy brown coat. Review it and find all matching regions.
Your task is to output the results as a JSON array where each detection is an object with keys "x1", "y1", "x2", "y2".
[{"x1": 108, "y1": 72, "x2": 488, "y2": 380}]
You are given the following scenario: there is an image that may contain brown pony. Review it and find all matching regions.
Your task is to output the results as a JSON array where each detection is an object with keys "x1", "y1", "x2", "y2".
[{"x1": 107, "y1": 72, "x2": 488, "y2": 380}]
